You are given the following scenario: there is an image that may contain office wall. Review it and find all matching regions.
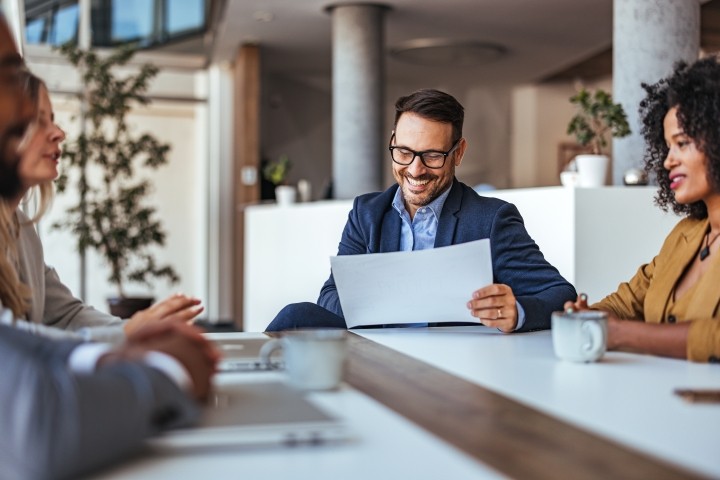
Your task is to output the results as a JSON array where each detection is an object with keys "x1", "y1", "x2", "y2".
[{"x1": 261, "y1": 74, "x2": 333, "y2": 200}]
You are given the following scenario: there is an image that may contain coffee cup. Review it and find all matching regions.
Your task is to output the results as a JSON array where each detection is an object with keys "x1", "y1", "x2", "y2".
[
  {"x1": 551, "y1": 310, "x2": 607, "y2": 362},
  {"x1": 259, "y1": 329, "x2": 347, "y2": 390}
]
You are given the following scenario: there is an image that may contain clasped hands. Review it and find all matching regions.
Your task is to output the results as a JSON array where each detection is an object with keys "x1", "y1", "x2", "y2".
[
  {"x1": 102, "y1": 294, "x2": 219, "y2": 401},
  {"x1": 99, "y1": 321, "x2": 219, "y2": 401},
  {"x1": 467, "y1": 283, "x2": 518, "y2": 332}
]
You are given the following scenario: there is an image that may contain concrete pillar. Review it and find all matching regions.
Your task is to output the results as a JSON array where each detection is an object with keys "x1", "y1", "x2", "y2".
[
  {"x1": 327, "y1": 3, "x2": 389, "y2": 199},
  {"x1": 612, "y1": 0, "x2": 699, "y2": 185}
]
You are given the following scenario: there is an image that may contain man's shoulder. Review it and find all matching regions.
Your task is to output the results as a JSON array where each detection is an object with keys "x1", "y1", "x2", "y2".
[
  {"x1": 453, "y1": 181, "x2": 512, "y2": 214},
  {"x1": 353, "y1": 184, "x2": 399, "y2": 212}
]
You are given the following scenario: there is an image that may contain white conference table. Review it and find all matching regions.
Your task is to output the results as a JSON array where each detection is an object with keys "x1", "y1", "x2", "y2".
[
  {"x1": 92, "y1": 333, "x2": 501, "y2": 480},
  {"x1": 356, "y1": 326, "x2": 720, "y2": 479},
  {"x1": 92, "y1": 329, "x2": 719, "y2": 480}
]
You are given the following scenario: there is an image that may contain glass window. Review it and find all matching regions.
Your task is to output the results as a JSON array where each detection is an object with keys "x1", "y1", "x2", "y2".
[
  {"x1": 166, "y1": 0, "x2": 204, "y2": 34},
  {"x1": 24, "y1": 0, "x2": 208, "y2": 48},
  {"x1": 26, "y1": 18, "x2": 46, "y2": 44},
  {"x1": 111, "y1": 0, "x2": 154, "y2": 42},
  {"x1": 49, "y1": 3, "x2": 79, "y2": 45}
]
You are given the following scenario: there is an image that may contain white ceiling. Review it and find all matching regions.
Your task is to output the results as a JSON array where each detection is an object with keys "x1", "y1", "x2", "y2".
[{"x1": 212, "y1": 0, "x2": 614, "y2": 87}]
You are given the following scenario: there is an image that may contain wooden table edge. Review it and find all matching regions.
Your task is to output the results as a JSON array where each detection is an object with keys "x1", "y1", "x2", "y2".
[{"x1": 345, "y1": 332, "x2": 709, "y2": 480}]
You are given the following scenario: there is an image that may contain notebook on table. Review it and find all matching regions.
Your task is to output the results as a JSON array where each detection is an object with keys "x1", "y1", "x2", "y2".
[
  {"x1": 204, "y1": 333, "x2": 284, "y2": 372},
  {"x1": 149, "y1": 382, "x2": 351, "y2": 449}
]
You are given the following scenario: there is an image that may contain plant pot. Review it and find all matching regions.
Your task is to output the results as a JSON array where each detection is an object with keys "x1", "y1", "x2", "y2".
[
  {"x1": 107, "y1": 296, "x2": 154, "y2": 319},
  {"x1": 575, "y1": 154, "x2": 609, "y2": 187},
  {"x1": 275, "y1": 185, "x2": 297, "y2": 206}
]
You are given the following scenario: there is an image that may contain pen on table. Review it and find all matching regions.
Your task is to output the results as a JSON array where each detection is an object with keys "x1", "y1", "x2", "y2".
[{"x1": 673, "y1": 389, "x2": 720, "y2": 403}]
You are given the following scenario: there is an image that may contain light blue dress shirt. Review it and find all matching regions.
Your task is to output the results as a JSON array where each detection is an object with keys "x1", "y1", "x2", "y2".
[{"x1": 391, "y1": 184, "x2": 526, "y2": 330}]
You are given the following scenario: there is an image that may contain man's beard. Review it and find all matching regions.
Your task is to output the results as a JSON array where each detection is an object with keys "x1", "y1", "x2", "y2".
[
  {"x1": 0, "y1": 124, "x2": 24, "y2": 200},
  {"x1": 401, "y1": 167, "x2": 453, "y2": 207}
]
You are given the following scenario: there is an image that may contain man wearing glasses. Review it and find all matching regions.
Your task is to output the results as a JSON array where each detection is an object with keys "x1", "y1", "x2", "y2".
[{"x1": 267, "y1": 89, "x2": 575, "y2": 332}]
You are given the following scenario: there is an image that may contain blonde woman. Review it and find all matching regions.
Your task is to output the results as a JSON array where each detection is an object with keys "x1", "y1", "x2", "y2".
[{"x1": 3, "y1": 70, "x2": 203, "y2": 342}]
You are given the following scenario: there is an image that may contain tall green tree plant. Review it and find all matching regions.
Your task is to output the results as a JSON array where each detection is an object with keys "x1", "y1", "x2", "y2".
[{"x1": 54, "y1": 44, "x2": 179, "y2": 299}]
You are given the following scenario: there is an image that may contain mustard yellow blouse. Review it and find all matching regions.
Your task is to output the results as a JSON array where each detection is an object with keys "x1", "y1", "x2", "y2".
[{"x1": 592, "y1": 217, "x2": 720, "y2": 362}]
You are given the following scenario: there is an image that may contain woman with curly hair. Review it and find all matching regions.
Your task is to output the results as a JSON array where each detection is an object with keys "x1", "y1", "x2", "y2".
[{"x1": 566, "y1": 56, "x2": 720, "y2": 362}]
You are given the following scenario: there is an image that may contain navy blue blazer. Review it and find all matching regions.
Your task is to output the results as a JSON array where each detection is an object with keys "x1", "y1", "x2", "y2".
[{"x1": 318, "y1": 179, "x2": 576, "y2": 332}]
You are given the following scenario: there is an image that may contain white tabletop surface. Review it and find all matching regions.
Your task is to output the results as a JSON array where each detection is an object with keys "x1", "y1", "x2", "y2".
[
  {"x1": 92, "y1": 333, "x2": 502, "y2": 480},
  {"x1": 356, "y1": 326, "x2": 720, "y2": 478}
]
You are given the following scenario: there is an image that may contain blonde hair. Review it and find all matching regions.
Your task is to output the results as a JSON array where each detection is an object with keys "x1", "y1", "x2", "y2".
[
  {"x1": 0, "y1": 70, "x2": 54, "y2": 317},
  {"x1": 0, "y1": 202, "x2": 30, "y2": 317},
  {"x1": 21, "y1": 180, "x2": 54, "y2": 223}
]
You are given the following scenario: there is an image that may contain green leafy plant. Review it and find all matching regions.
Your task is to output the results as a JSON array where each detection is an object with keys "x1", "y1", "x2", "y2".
[
  {"x1": 567, "y1": 88, "x2": 631, "y2": 155},
  {"x1": 53, "y1": 44, "x2": 179, "y2": 297},
  {"x1": 263, "y1": 154, "x2": 292, "y2": 186}
]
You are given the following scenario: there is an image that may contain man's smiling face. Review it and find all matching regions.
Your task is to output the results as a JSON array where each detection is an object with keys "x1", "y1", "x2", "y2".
[{"x1": 391, "y1": 112, "x2": 465, "y2": 218}]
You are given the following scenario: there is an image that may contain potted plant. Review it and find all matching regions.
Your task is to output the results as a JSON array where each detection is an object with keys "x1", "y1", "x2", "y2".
[
  {"x1": 566, "y1": 87, "x2": 631, "y2": 187},
  {"x1": 263, "y1": 154, "x2": 295, "y2": 205},
  {"x1": 53, "y1": 44, "x2": 179, "y2": 318}
]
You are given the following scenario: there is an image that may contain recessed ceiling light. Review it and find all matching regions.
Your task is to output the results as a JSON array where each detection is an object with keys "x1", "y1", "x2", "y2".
[
  {"x1": 253, "y1": 11, "x2": 274, "y2": 22},
  {"x1": 390, "y1": 38, "x2": 507, "y2": 67}
]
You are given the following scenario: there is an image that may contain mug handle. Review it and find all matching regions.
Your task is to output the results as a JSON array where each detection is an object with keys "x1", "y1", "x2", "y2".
[
  {"x1": 259, "y1": 338, "x2": 283, "y2": 370},
  {"x1": 581, "y1": 321, "x2": 605, "y2": 354}
]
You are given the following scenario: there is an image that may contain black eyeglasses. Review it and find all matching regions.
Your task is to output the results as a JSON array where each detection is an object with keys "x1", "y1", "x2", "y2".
[{"x1": 388, "y1": 134, "x2": 461, "y2": 169}]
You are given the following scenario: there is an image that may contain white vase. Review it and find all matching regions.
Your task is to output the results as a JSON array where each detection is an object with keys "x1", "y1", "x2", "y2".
[
  {"x1": 297, "y1": 179, "x2": 312, "y2": 202},
  {"x1": 575, "y1": 154, "x2": 609, "y2": 187},
  {"x1": 275, "y1": 185, "x2": 297, "y2": 206}
]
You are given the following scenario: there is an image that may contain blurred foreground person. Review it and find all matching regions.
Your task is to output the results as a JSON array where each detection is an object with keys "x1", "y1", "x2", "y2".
[{"x1": 0, "y1": 14, "x2": 217, "y2": 480}]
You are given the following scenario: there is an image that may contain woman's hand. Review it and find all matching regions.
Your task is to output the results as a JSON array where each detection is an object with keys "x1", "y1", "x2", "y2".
[
  {"x1": 123, "y1": 294, "x2": 204, "y2": 335},
  {"x1": 563, "y1": 293, "x2": 589, "y2": 312},
  {"x1": 564, "y1": 294, "x2": 629, "y2": 350}
]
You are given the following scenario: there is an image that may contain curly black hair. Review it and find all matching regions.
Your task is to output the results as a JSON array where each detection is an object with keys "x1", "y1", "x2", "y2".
[{"x1": 640, "y1": 56, "x2": 720, "y2": 219}]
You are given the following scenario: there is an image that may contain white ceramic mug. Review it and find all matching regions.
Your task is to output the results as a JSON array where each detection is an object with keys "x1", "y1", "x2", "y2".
[
  {"x1": 560, "y1": 170, "x2": 579, "y2": 187},
  {"x1": 551, "y1": 310, "x2": 607, "y2": 363},
  {"x1": 575, "y1": 154, "x2": 608, "y2": 187},
  {"x1": 259, "y1": 329, "x2": 348, "y2": 390}
]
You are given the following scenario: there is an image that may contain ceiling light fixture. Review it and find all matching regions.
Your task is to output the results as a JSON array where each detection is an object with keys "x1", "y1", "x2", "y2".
[
  {"x1": 253, "y1": 11, "x2": 274, "y2": 22},
  {"x1": 389, "y1": 38, "x2": 507, "y2": 67}
]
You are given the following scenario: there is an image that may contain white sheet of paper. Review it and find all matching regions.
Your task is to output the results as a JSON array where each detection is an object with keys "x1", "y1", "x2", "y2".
[{"x1": 330, "y1": 239, "x2": 493, "y2": 328}]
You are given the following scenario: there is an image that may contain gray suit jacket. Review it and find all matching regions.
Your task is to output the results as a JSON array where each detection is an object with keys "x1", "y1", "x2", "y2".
[
  {"x1": 0, "y1": 322, "x2": 199, "y2": 480},
  {"x1": 15, "y1": 210, "x2": 125, "y2": 343}
]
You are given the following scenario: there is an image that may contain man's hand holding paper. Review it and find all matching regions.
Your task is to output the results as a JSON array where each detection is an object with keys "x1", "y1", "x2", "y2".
[{"x1": 467, "y1": 283, "x2": 519, "y2": 332}]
